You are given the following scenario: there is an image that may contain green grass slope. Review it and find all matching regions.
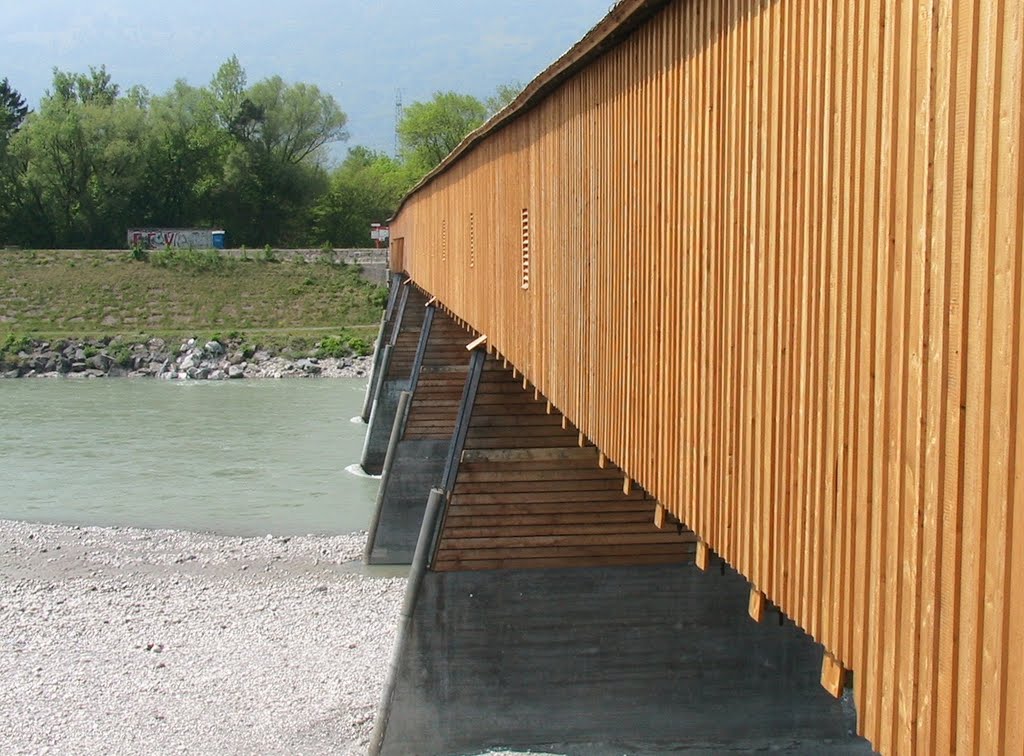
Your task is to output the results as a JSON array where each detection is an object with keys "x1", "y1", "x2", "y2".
[{"x1": 0, "y1": 249, "x2": 387, "y2": 345}]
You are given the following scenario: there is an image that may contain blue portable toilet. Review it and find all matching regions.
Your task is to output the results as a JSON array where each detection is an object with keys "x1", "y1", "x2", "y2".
[{"x1": 212, "y1": 230, "x2": 226, "y2": 249}]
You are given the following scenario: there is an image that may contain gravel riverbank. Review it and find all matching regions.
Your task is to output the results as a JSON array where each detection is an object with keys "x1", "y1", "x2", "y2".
[{"x1": 0, "y1": 520, "x2": 404, "y2": 755}]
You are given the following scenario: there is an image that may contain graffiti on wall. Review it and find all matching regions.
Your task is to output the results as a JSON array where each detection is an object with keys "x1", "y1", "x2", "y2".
[{"x1": 127, "y1": 229, "x2": 214, "y2": 249}]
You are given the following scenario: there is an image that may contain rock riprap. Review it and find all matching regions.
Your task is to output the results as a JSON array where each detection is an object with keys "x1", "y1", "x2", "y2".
[{"x1": 0, "y1": 337, "x2": 372, "y2": 380}]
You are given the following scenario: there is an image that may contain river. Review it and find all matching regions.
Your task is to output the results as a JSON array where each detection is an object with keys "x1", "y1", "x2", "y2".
[{"x1": 0, "y1": 378, "x2": 380, "y2": 536}]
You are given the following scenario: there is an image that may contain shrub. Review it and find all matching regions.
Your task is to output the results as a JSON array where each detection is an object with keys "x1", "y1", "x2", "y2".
[
  {"x1": 316, "y1": 332, "x2": 372, "y2": 359},
  {"x1": 1, "y1": 333, "x2": 33, "y2": 355},
  {"x1": 261, "y1": 245, "x2": 277, "y2": 263},
  {"x1": 106, "y1": 341, "x2": 134, "y2": 367},
  {"x1": 0, "y1": 334, "x2": 34, "y2": 365}
]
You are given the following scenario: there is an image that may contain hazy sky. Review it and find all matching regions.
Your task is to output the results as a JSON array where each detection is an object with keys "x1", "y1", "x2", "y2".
[{"x1": 1, "y1": 0, "x2": 614, "y2": 159}]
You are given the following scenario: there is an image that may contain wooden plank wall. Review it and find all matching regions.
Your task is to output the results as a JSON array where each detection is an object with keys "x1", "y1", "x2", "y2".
[
  {"x1": 390, "y1": 1, "x2": 1024, "y2": 753},
  {"x1": 435, "y1": 353, "x2": 695, "y2": 571}
]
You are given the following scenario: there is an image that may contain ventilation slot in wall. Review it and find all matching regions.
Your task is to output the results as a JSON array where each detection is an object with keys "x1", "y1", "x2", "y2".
[
  {"x1": 441, "y1": 219, "x2": 447, "y2": 263},
  {"x1": 521, "y1": 208, "x2": 530, "y2": 290},
  {"x1": 469, "y1": 212, "x2": 475, "y2": 269}
]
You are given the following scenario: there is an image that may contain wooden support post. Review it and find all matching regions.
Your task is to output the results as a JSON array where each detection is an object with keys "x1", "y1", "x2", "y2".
[
  {"x1": 546, "y1": 401, "x2": 553, "y2": 415},
  {"x1": 695, "y1": 541, "x2": 710, "y2": 571},
  {"x1": 653, "y1": 502, "x2": 666, "y2": 529},
  {"x1": 523, "y1": 376, "x2": 529, "y2": 390},
  {"x1": 597, "y1": 451, "x2": 608, "y2": 469},
  {"x1": 748, "y1": 587, "x2": 765, "y2": 623},
  {"x1": 577, "y1": 431, "x2": 586, "y2": 448},
  {"x1": 622, "y1": 477, "x2": 632, "y2": 495},
  {"x1": 512, "y1": 367, "x2": 518, "y2": 380},
  {"x1": 561, "y1": 416, "x2": 570, "y2": 430},
  {"x1": 534, "y1": 388, "x2": 540, "y2": 401},
  {"x1": 820, "y1": 652, "x2": 846, "y2": 699}
]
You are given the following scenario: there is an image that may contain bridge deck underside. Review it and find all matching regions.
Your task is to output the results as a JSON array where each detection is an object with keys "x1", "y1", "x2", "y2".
[{"x1": 435, "y1": 355, "x2": 695, "y2": 571}]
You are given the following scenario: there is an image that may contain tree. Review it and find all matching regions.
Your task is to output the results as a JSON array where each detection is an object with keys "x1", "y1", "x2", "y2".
[
  {"x1": 1, "y1": 78, "x2": 29, "y2": 143},
  {"x1": 142, "y1": 80, "x2": 228, "y2": 226},
  {"x1": 50, "y1": 65, "x2": 120, "y2": 106},
  {"x1": 397, "y1": 91, "x2": 487, "y2": 175},
  {"x1": 4, "y1": 67, "x2": 152, "y2": 247},
  {"x1": 242, "y1": 76, "x2": 348, "y2": 165},
  {"x1": 485, "y1": 81, "x2": 523, "y2": 116},
  {"x1": 209, "y1": 59, "x2": 348, "y2": 245},
  {"x1": 1, "y1": 58, "x2": 358, "y2": 248},
  {"x1": 310, "y1": 147, "x2": 417, "y2": 247},
  {"x1": 0, "y1": 78, "x2": 30, "y2": 241},
  {"x1": 210, "y1": 55, "x2": 247, "y2": 131}
]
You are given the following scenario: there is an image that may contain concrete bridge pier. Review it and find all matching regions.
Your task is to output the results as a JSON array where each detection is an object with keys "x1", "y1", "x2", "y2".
[
  {"x1": 364, "y1": 303, "x2": 473, "y2": 564},
  {"x1": 360, "y1": 282, "x2": 429, "y2": 475},
  {"x1": 369, "y1": 347, "x2": 872, "y2": 755},
  {"x1": 360, "y1": 272, "x2": 406, "y2": 423}
]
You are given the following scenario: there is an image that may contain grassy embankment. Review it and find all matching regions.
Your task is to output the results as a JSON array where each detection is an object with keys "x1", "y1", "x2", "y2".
[{"x1": 0, "y1": 248, "x2": 386, "y2": 358}]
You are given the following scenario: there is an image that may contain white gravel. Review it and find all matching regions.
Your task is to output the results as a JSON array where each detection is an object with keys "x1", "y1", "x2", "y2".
[{"x1": 0, "y1": 519, "x2": 405, "y2": 755}]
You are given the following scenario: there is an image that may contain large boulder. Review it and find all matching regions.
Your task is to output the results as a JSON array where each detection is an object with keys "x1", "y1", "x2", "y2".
[
  {"x1": 86, "y1": 354, "x2": 112, "y2": 371},
  {"x1": 296, "y1": 358, "x2": 322, "y2": 375}
]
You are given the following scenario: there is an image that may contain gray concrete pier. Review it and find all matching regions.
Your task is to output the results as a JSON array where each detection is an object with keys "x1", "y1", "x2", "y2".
[
  {"x1": 371, "y1": 560, "x2": 874, "y2": 756},
  {"x1": 360, "y1": 283, "x2": 428, "y2": 475},
  {"x1": 364, "y1": 305, "x2": 474, "y2": 564}
]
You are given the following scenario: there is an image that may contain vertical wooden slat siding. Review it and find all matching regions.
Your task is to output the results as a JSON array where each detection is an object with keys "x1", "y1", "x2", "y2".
[{"x1": 388, "y1": 1, "x2": 1024, "y2": 753}]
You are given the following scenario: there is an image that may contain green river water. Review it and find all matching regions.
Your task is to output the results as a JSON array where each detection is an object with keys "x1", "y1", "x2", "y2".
[{"x1": 0, "y1": 378, "x2": 380, "y2": 536}]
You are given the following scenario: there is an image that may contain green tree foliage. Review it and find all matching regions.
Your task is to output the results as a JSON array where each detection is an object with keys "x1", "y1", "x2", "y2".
[
  {"x1": 0, "y1": 59, "x2": 350, "y2": 248},
  {"x1": 310, "y1": 147, "x2": 417, "y2": 247},
  {"x1": 397, "y1": 91, "x2": 487, "y2": 174},
  {"x1": 0, "y1": 78, "x2": 30, "y2": 239},
  {"x1": 485, "y1": 81, "x2": 523, "y2": 116},
  {"x1": 50, "y1": 65, "x2": 120, "y2": 106},
  {"x1": 216, "y1": 73, "x2": 347, "y2": 245},
  {"x1": 1, "y1": 78, "x2": 29, "y2": 143},
  {"x1": 0, "y1": 59, "x2": 510, "y2": 250},
  {"x1": 3, "y1": 78, "x2": 149, "y2": 246},
  {"x1": 142, "y1": 80, "x2": 227, "y2": 226}
]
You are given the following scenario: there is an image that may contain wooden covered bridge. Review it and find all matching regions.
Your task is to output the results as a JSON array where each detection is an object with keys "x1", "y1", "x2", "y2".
[{"x1": 360, "y1": 1, "x2": 1024, "y2": 754}]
